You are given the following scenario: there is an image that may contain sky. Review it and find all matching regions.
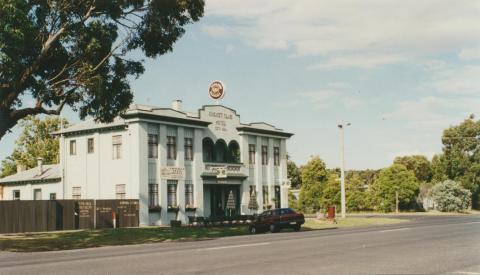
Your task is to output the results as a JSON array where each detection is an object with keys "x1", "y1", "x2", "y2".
[{"x1": 1, "y1": 0, "x2": 480, "y2": 170}]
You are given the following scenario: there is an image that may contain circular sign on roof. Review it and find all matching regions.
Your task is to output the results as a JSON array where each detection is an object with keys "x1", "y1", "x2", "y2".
[{"x1": 209, "y1": 81, "x2": 225, "y2": 100}]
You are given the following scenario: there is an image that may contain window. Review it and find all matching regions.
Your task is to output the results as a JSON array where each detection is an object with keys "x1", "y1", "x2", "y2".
[
  {"x1": 70, "y1": 140, "x2": 76, "y2": 155},
  {"x1": 274, "y1": 186, "x2": 281, "y2": 208},
  {"x1": 87, "y1": 138, "x2": 94, "y2": 154},
  {"x1": 184, "y1": 138, "x2": 193, "y2": 161},
  {"x1": 185, "y1": 183, "x2": 194, "y2": 207},
  {"x1": 112, "y1": 135, "x2": 122, "y2": 159},
  {"x1": 274, "y1": 147, "x2": 280, "y2": 166},
  {"x1": 148, "y1": 134, "x2": 158, "y2": 158},
  {"x1": 249, "y1": 144, "x2": 256, "y2": 164},
  {"x1": 262, "y1": 186, "x2": 269, "y2": 205},
  {"x1": 33, "y1": 189, "x2": 42, "y2": 200},
  {"x1": 13, "y1": 190, "x2": 20, "y2": 200},
  {"x1": 167, "y1": 136, "x2": 176, "y2": 160},
  {"x1": 148, "y1": 184, "x2": 159, "y2": 208},
  {"x1": 167, "y1": 180, "x2": 177, "y2": 207},
  {"x1": 72, "y1": 187, "x2": 81, "y2": 200},
  {"x1": 261, "y1": 146, "x2": 268, "y2": 165},
  {"x1": 49, "y1": 193, "x2": 56, "y2": 200},
  {"x1": 116, "y1": 184, "x2": 126, "y2": 199}
]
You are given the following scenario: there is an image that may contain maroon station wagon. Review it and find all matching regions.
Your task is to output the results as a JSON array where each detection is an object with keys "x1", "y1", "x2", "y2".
[{"x1": 249, "y1": 208, "x2": 305, "y2": 234}]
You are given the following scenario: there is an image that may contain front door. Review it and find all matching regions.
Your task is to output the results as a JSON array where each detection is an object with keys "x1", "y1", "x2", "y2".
[{"x1": 209, "y1": 185, "x2": 240, "y2": 217}]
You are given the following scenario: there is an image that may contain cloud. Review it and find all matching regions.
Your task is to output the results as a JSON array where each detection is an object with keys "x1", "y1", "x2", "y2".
[
  {"x1": 204, "y1": 0, "x2": 480, "y2": 68},
  {"x1": 427, "y1": 65, "x2": 480, "y2": 95},
  {"x1": 297, "y1": 88, "x2": 364, "y2": 110},
  {"x1": 308, "y1": 53, "x2": 407, "y2": 70},
  {"x1": 387, "y1": 96, "x2": 480, "y2": 130},
  {"x1": 459, "y1": 47, "x2": 480, "y2": 60}
]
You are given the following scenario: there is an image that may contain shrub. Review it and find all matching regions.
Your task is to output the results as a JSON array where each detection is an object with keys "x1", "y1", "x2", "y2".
[{"x1": 431, "y1": 180, "x2": 471, "y2": 212}]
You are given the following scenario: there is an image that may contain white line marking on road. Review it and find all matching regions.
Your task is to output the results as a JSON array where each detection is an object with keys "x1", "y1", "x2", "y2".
[
  {"x1": 379, "y1": 228, "x2": 411, "y2": 233},
  {"x1": 464, "y1": 221, "x2": 480, "y2": 225},
  {"x1": 451, "y1": 272, "x2": 480, "y2": 275},
  {"x1": 197, "y1": 242, "x2": 270, "y2": 251}
]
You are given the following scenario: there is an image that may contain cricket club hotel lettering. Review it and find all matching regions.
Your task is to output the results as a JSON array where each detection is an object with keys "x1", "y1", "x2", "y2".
[{"x1": 0, "y1": 86, "x2": 293, "y2": 226}]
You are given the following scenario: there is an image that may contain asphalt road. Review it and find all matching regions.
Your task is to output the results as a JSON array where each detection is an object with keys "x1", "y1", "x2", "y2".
[{"x1": 0, "y1": 215, "x2": 479, "y2": 275}]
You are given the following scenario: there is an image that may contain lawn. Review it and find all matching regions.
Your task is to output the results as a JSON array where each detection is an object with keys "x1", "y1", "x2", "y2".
[
  {"x1": 0, "y1": 226, "x2": 249, "y2": 252},
  {"x1": 303, "y1": 217, "x2": 408, "y2": 230},
  {"x1": 0, "y1": 217, "x2": 409, "y2": 253}
]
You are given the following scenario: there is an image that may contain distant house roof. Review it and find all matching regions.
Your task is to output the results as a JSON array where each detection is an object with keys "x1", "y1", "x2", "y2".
[{"x1": 0, "y1": 164, "x2": 61, "y2": 185}]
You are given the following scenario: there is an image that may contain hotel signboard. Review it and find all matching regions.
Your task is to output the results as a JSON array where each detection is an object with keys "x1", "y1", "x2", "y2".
[{"x1": 160, "y1": 167, "x2": 185, "y2": 180}]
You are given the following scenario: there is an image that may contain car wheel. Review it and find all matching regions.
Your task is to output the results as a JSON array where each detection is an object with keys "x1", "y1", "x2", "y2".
[
  {"x1": 294, "y1": 224, "x2": 301, "y2": 232},
  {"x1": 249, "y1": 226, "x2": 257, "y2": 234},
  {"x1": 269, "y1": 224, "x2": 277, "y2": 233}
]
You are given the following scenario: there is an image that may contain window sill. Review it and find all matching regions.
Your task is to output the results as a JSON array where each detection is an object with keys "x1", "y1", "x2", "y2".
[
  {"x1": 167, "y1": 206, "x2": 179, "y2": 213},
  {"x1": 149, "y1": 206, "x2": 162, "y2": 213}
]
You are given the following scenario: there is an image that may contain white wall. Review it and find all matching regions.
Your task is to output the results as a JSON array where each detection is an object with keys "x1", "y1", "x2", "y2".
[{"x1": 3, "y1": 182, "x2": 62, "y2": 200}]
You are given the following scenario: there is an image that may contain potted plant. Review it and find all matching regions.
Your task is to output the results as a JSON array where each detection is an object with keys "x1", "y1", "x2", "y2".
[
  {"x1": 167, "y1": 205, "x2": 179, "y2": 212},
  {"x1": 148, "y1": 205, "x2": 162, "y2": 213},
  {"x1": 185, "y1": 204, "x2": 197, "y2": 211}
]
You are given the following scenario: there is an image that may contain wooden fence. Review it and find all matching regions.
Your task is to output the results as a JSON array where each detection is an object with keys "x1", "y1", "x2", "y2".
[{"x1": 0, "y1": 199, "x2": 139, "y2": 234}]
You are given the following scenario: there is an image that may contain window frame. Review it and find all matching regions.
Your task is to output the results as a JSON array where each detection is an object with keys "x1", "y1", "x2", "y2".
[
  {"x1": 87, "y1": 138, "x2": 94, "y2": 154},
  {"x1": 13, "y1": 190, "x2": 20, "y2": 200},
  {"x1": 70, "y1": 140, "x2": 76, "y2": 155},
  {"x1": 167, "y1": 136, "x2": 177, "y2": 160},
  {"x1": 248, "y1": 144, "x2": 256, "y2": 164},
  {"x1": 148, "y1": 134, "x2": 159, "y2": 159},
  {"x1": 185, "y1": 183, "x2": 194, "y2": 207},
  {"x1": 167, "y1": 180, "x2": 177, "y2": 207},
  {"x1": 148, "y1": 183, "x2": 159, "y2": 208},
  {"x1": 274, "y1": 147, "x2": 280, "y2": 166},
  {"x1": 72, "y1": 187, "x2": 81, "y2": 200},
  {"x1": 33, "y1": 188, "x2": 42, "y2": 200},
  {"x1": 184, "y1": 137, "x2": 194, "y2": 161},
  {"x1": 112, "y1": 135, "x2": 122, "y2": 159},
  {"x1": 49, "y1": 193, "x2": 57, "y2": 200},
  {"x1": 261, "y1": 145, "x2": 268, "y2": 165},
  {"x1": 115, "y1": 184, "x2": 126, "y2": 200}
]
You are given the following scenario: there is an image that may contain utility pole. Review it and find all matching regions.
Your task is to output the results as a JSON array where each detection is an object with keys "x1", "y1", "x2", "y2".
[{"x1": 338, "y1": 122, "x2": 350, "y2": 219}]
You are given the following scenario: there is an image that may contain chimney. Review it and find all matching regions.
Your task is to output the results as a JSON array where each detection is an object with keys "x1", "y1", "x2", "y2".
[
  {"x1": 16, "y1": 163, "x2": 27, "y2": 174},
  {"x1": 172, "y1": 100, "x2": 182, "y2": 111},
  {"x1": 37, "y1": 157, "x2": 44, "y2": 175}
]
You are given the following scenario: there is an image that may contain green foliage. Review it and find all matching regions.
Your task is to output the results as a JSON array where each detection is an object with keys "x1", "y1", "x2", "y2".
[
  {"x1": 0, "y1": 0, "x2": 205, "y2": 140},
  {"x1": 298, "y1": 156, "x2": 329, "y2": 212},
  {"x1": 346, "y1": 173, "x2": 370, "y2": 211},
  {"x1": 431, "y1": 180, "x2": 471, "y2": 212},
  {"x1": 394, "y1": 155, "x2": 432, "y2": 183},
  {"x1": 0, "y1": 116, "x2": 68, "y2": 177},
  {"x1": 288, "y1": 190, "x2": 298, "y2": 210},
  {"x1": 370, "y1": 164, "x2": 419, "y2": 212},
  {"x1": 287, "y1": 159, "x2": 302, "y2": 188},
  {"x1": 436, "y1": 117, "x2": 480, "y2": 208}
]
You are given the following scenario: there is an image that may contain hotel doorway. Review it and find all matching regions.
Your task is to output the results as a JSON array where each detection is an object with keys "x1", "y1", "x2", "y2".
[{"x1": 210, "y1": 184, "x2": 240, "y2": 217}]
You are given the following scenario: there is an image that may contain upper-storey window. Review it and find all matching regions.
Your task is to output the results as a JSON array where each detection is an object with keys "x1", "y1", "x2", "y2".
[
  {"x1": 87, "y1": 138, "x2": 94, "y2": 154},
  {"x1": 203, "y1": 138, "x2": 214, "y2": 162},
  {"x1": 148, "y1": 134, "x2": 158, "y2": 159},
  {"x1": 261, "y1": 146, "x2": 268, "y2": 165},
  {"x1": 249, "y1": 144, "x2": 256, "y2": 164},
  {"x1": 185, "y1": 138, "x2": 193, "y2": 161},
  {"x1": 112, "y1": 135, "x2": 122, "y2": 159},
  {"x1": 227, "y1": 141, "x2": 240, "y2": 163},
  {"x1": 70, "y1": 140, "x2": 76, "y2": 155},
  {"x1": 274, "y1": 147, "x2": 280, "y2": 166},
  {"x1": 167, "y1": 136, "x2": 176, "y2": 160}
]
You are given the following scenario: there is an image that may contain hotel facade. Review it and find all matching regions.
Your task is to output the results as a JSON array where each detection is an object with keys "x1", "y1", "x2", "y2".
[{"x1": 0, "y1": 101, "x2": 293, "y2": 226}]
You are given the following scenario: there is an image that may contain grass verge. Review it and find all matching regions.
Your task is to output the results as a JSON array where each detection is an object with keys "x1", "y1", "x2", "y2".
[
  {"x1": 303, "y1": 217, "x2": 408, "y2": 230},
  {"x1": 0, "y1": 217, "x2": 410, "y2": 253},
  {"x1": 0, "y1": 226, "x2": 249, "y2": 252}
]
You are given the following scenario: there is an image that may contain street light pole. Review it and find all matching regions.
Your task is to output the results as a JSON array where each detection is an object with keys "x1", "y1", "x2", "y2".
[{"x1": 338, "y1": 122, "x2": 350, "y2": 219}]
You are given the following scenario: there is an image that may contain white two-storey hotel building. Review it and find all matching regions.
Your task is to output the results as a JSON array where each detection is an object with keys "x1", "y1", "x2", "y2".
[{"x1": 0, "y1": 101, "x2": 293, "y2": 226}]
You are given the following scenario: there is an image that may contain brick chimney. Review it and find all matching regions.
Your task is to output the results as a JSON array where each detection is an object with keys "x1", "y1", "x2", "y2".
[
  {"x1": 172, "y1": 100, "x2": 182, "y2": 111},
  {"x1": 37, "y1": 157, "x2": 44, "y2": 175},
  {"x1": 16, "y1": 163, "x2": 27, "y2": 174}
]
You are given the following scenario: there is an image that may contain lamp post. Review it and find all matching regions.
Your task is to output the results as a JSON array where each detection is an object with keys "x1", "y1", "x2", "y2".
[{"x1": 338, "y1": 122, "x2": 351, "y2": 219}]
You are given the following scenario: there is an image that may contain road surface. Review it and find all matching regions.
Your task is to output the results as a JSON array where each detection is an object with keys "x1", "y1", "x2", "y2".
[{"x1": 0, "y1": 215, "x2": 479, "y2": 274}]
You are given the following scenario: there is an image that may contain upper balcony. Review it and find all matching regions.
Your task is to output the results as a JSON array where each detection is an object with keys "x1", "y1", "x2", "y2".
[{"x1": 202, "y1": 162, "x2": 248, "y2": 179}]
